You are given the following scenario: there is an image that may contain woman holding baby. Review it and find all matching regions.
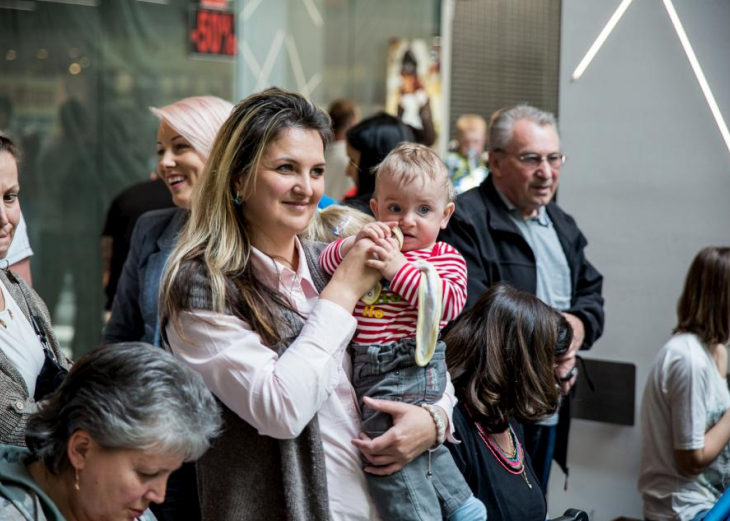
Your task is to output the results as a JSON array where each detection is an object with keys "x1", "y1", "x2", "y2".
[{"x1": 159, "y1": 88, "x2": 459, "y2": 521}]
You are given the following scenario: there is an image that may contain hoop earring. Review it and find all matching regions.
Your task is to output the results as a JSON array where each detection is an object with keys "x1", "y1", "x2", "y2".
[
  {"x1": 75, "y1": 469, "x2": 80, "y2": 491},
  {"x1": 233, "y1": 190, "x2": 243, "y2": 206}
]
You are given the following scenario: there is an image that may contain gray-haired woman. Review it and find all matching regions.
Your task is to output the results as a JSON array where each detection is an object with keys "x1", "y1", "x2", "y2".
[{"x1": 0, "y1": 342, "x2": 221, "y2": 521}]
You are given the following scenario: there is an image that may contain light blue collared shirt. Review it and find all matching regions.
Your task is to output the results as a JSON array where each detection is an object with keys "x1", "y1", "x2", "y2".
[{"x1": 494, "y1": 187, "x2": 572, "y2": 312}]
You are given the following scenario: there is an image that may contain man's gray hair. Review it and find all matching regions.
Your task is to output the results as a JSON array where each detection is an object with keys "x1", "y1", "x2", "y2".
[
  {"x1": 26, "y1": 343, "x2": 221, "y2": 474},
  {"x1": 488, "y1": 104, "x2": 558, "y2": 152}
]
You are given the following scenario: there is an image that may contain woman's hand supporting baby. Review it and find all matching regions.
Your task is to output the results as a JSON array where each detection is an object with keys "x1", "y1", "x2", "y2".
[{"x1": 352, "y1": 397, "x2": 442, "y2": 476}]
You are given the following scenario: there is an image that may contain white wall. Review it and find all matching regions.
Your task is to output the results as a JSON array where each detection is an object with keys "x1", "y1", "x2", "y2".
[{"x1": 551, "y1": 1, "x2": 730, "y2": 518}]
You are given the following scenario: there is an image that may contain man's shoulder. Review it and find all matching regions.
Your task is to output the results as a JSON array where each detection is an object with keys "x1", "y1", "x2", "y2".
[
  {"x1": 546, "y1": 199, "x2": 576, "y2": 224},
  {"x1": 452, "y1": 184, "x2": 491, "y2": 220},
  {"x1": 105, "y1": 181, "x2": 175, "y2": 231},
  {"x1": 114, "y1": 180, "x2": 172, "y2": 207},
  {"x1": 545, "y1": 200, "x2": 585, "y2": 241}
]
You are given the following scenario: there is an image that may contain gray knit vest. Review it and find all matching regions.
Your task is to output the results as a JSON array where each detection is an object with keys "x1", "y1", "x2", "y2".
[{"x1": 183, "y1": 242, "x2": 332, "y2": 521}]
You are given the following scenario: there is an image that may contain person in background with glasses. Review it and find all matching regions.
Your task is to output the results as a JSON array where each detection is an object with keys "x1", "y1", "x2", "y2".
[
  {"x1": 439, "y1": 104, "x2": 604, "y2": 494},
  {"x1": 0, "y1": 135, "x2": 69, "y2": 447}
]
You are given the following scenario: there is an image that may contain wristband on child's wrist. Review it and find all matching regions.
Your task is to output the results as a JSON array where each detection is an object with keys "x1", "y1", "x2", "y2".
[{"x1": 421, "y1": 403, "x2": 446, "y2": 447}]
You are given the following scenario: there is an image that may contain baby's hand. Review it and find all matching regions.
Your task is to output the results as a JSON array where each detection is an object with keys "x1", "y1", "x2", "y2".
[
  {"x1": 355, "y1": 222, "x2": 394, "y2": 244},
  {"x1": 366, "y1": 237, "x2": 407, "y2": 281}
]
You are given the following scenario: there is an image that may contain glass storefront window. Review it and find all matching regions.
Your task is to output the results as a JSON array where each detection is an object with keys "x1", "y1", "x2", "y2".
[
  {"x1": 1, "y1": 0, "x2": 440, "y2": 358},
  {"x1": 1, "y1": 0, "x2": 235, "y2": 356}
]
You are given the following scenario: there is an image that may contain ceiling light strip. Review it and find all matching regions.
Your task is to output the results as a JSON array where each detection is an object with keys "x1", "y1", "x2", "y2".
[
  {"x1": 571, "y1": 0, "x2": 634, "y2": 81},
  {"x1": 662, "y1": 0, "x2": 730, "y2": 157}
]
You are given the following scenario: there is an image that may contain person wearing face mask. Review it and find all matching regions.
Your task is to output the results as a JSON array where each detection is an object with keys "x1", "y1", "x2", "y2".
[
  {"x1": 0, "y1": 342, "x2": 221, "y2": 521},
  {"x1": 102, "y1": 96, "x2": 232, "y2": 521},
  {"x1": 444, "y1": 114, "x2": 489, "y2": 195},
  {"x1": 0, "y1": 136, "x2": 69, "y2": 448}
]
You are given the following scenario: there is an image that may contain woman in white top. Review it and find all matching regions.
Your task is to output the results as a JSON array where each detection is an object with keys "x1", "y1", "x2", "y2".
[
  {"x1": 639, "y1": 246, "x2": 730, "y2": 521},
  {"x1": 160, "y1": 88, "x2": 456, "y2": 521},
  {"x1": 0, "y1": 135, "x2": 68, "y2": 446}
]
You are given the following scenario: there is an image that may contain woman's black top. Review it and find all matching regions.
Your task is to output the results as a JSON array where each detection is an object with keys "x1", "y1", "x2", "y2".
[{"x1": 447, "y1": 404, "x2": 547, "y2": 521}]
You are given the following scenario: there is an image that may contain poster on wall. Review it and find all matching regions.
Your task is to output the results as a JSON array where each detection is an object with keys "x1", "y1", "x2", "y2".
[{"x1": 385, "y1": 38, "x2": 442, "y2": 151}]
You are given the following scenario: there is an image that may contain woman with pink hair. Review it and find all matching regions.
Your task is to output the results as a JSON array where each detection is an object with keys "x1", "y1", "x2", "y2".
[{"x1": 103, "y1": 95, "x2": 233, "y2": 521}]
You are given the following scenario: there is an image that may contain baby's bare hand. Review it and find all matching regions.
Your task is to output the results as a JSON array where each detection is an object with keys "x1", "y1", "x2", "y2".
[
  {"x1": 355, "y1": 222, "x2": 392, "y2": 244},
  {"x1": 366, "y1": 238, "x2": 407, "y2": 280}
]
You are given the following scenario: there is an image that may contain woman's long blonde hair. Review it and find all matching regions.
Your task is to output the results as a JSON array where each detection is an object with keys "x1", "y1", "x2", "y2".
[{"x1": 160, "y1": 88, "x2": 332, "y2": 346}]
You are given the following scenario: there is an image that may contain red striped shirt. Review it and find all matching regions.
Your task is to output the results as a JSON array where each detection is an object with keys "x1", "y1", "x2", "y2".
[{"x1": 320, "y1": 240, "x2": 468, "y2": 345}]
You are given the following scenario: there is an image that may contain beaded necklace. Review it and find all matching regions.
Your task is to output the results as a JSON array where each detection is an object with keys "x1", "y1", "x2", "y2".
[{"x1": 474, "y1": 421, "x2": 532, "y2": 489}]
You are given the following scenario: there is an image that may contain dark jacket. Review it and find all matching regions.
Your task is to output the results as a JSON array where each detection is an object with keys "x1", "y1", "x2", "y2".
[
  {"x1": 439, "y1": 176, "x2": 604, "y2": 349},
  {"x1": 104, "y1": 207, "x2": 187, "y2": 346},
  {"x1": 439, "y1": 176, "x2": 605, "y2": 477},
  {"x1": 102, "y1": 179, "x2": 175, "y2": 310}
]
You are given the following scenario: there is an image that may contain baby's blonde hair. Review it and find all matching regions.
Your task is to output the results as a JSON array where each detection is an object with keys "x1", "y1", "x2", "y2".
[
  {"x1": 455, "y1": 114, "x2": 487, "y2": 137},
  {"x1": 374, "y1": 142, "x2": 454, "y2": 203},
  {"x1": 302, "y1": 205, "x2": 375, "y2": 243}
]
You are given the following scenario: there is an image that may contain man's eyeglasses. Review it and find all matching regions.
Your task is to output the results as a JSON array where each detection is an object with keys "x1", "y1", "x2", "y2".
[{"x1": 495, "y1": 150, "x2": 567, "y2": 169}]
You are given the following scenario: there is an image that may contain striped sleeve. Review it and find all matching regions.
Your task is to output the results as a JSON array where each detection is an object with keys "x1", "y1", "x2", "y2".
[
  {"x1": 388, "y1": 243, "x2": 468, "y2": 322},
  {"x1": 432, "y1": 242, "x2": 468, "y2": 321},
  {"x1": 389, "y1": 262, "x2": 422, "y2": 308},
  {"x1": 319, "y1": 239, "x2": 346, "y2": 276}
]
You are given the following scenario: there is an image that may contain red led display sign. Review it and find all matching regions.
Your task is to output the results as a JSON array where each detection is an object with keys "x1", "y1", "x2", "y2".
[{"x1": 189, "y1": 7, "x2": 236, "y2": 58}]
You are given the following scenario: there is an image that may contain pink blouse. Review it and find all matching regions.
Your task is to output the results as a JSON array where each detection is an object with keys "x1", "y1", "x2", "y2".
[{"x1": 166, "y1": 238, "x2": 457, "y2": 521}]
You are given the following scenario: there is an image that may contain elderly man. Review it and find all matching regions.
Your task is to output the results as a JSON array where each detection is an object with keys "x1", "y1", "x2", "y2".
[{"x1": 440, "y1": 104, "x2": 604, "y2": 493}]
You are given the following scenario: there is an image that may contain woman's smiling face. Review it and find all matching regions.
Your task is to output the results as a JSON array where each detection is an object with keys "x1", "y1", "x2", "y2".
[
  {"x1": 156, "y1": 120, "x2": 206, "y2": 209},
  {"x1": 239, "y1": 127, "x2": 326, "y2": 248}
]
